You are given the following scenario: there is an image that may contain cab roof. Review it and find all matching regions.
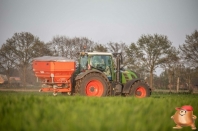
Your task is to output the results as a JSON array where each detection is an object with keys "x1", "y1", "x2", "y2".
[{"x1": 84, "y1": 52, "x2": 113, "y2": 56}]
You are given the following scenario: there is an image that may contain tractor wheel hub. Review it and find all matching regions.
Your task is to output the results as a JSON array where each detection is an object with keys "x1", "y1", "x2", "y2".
[
  {"x1": 90, "y1": 87, "x2": 96, "y2": 92},
  {"x1": 136, "y1": 91, "x2": 142, "y2": 96}
]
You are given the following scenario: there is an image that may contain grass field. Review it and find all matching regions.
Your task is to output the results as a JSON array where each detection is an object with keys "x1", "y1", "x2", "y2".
[{"x1": 0, "y1": 92, "x2": 197, "y2": 131}]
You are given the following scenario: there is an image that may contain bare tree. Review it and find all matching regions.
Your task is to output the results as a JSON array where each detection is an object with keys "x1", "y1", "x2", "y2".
[
  {"x1": 125, "y1": 42, "x2": 148, "y2": 78},
  {"x1": 0, "y1": 43, "x2": 17, "y2": 85},
  {"x1": 180, "y1": 30, "x2": 198, "y2": 67},
  {"x1": 48, "y1": 36, "x2": 96, "y2": 60},
  {"x1": 2, "y1": 32, "x2": 51, "y2": 86},
  {"x1": 160, "y1": 47, "x2": 180, "y2": 91},
  {"x1": 127, "y1": 34, "x2": 173, "y2": 89},
  {"x1": 93, "y1": 44, "x2": 107, "y2": 52},
  {"x1": 106, "y1": 42, "x2": 127, "y2": 53},
  {"x1": 106, "y1": 42, "x2": 128, "y2": 68}
]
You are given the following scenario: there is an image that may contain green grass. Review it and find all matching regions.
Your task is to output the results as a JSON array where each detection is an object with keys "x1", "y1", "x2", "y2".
[{"x1": 0, "y1": 92, "x2": 198, "y2": 131}]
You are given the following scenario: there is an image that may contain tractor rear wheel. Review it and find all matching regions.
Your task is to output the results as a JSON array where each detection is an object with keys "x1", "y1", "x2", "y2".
[
  {"x1": 129, "y1": 80, "x2": 150, "y2": 98},
  {"x1": 77, "y1": 73, "x2": 108, "y2": 97}
]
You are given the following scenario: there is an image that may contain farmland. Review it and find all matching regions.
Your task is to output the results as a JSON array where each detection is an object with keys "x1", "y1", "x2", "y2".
[{"x1": 0, "y1": 91, "x2": 198, "y2": 131}]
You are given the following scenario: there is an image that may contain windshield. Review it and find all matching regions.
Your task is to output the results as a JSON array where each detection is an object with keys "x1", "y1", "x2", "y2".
[{"x1": 90, "y1": 55, "x2": 112, "y2": 71}]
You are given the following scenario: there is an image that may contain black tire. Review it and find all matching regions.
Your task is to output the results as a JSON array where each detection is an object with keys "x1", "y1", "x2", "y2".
[
  {"x1": 78, "y1": 73, "x2": 108, "y2": 97},
  {"x1": 129, "y1": 80, "x2": 151, "y2": 98}
]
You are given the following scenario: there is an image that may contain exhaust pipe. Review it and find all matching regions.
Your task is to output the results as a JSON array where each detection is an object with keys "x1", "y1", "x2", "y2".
[
  {"x1": 116, "y1": 53, "x2": 121, "y2": 83},
  {"x1": 114, "y1": 53, "x2": 122, "y2": 95}
]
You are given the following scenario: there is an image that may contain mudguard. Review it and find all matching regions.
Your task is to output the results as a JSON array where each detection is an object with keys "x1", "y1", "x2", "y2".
[
  {"x1": 75, "y1": 70, "x2": 108, "y2": 81},
  {"x1": 122, "y1": 78, "x2": 143, "y2": 93}
]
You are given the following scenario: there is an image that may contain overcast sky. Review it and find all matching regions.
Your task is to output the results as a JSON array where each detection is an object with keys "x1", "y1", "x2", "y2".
[{"x1": 0, "y1": 0, "x2": 198, "y2": 48}]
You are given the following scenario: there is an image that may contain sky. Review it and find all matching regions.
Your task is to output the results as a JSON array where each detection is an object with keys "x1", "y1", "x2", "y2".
[{"x1": 0, "y1": 0, "x2": 198, "y2": 48}]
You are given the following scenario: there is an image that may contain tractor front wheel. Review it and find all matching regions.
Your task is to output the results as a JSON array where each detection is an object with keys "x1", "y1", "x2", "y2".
[
  {"x1": 129, "y1": 80, "x2": 150, "y2": 98},
  {"x1": 77, "y1": 73, "x2": 108, "y2": 97}
]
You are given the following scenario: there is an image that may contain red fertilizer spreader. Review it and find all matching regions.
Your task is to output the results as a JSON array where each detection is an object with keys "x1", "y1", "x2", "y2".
[{"x1": 32, "y1": 56, "x2": 76, "y2": 96}]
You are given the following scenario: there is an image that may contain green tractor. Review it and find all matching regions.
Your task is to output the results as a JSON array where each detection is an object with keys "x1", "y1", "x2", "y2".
[{"x1": 74, "y1": 52, "x2": 151, "y2": 97}]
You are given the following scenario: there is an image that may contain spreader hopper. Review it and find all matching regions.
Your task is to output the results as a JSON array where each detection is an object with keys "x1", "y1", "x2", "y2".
[{"x1": 32, "y1": 56, "x2": 76, "y2": 95}]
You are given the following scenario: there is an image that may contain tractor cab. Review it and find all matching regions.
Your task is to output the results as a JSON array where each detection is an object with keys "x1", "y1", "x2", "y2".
[{"x1": 78, "y1": 52, "x2": 115, "y2": 81}]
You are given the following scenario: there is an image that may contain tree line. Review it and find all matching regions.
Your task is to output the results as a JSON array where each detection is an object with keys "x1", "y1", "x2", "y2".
[{"x1": 0, "y1": 30, "x2": 198, "y2": 91}]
